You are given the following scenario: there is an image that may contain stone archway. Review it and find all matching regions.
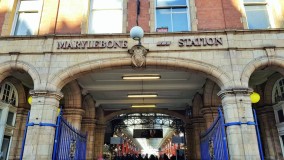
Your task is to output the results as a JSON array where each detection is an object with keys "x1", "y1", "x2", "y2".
[
  {"x1": 48, "y1": 57, "x2": 232, "y2": 91},
  {"x1": 0, "y1": 61, "x2": 40, "y2": 88},
  {"x1": 241, "y1": 56, "x2": 284, "y2": 87}
]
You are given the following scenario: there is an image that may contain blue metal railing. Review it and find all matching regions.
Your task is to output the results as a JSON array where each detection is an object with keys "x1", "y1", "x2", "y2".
[
  {"x1": 52, "y1": 113, "x2": 87, "y2": 160},
  {"x1": 200, "y1": 108, "x2": 229, "y2": 160}
]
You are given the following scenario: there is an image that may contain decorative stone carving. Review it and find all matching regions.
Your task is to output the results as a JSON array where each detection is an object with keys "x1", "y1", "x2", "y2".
[
  {"x1": 217, "y1": 88, "x2": 253, "y2": 99},
  {"x1": 29, "y1": 90, "x2": 64, "y2": 100},
  {"x1": 128, "y1": 45, "x2": 149, "y2": 68}
]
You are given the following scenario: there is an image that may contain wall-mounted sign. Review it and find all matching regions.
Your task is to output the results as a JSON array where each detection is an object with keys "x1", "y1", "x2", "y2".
[
  {"x1": 57, "y1": 40, "x2": 128, "y2": 49},
  {"x1": 178, "y1": 37, "x2": 223, "y2": 47}
]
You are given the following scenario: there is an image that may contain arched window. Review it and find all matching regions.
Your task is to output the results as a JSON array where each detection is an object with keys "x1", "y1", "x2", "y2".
[
  {"x1": 0, "y1": 82, "x2": 18, "y2": 160},
  {"x1": 272, "y1": 78, "x2": 284, "y2": 104},
  {"x1": 0, "y1": 82, "x2": 18, "y2": 106}
]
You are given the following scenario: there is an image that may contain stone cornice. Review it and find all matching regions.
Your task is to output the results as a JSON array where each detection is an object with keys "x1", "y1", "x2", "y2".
[
  {"x1": 217, "y1": 88, "x2": 253, "y2": 99},
  {"x1": 29, "y1": 90, "x2": 63, "y2": 100},
  {"x1": 1, "y1": 29, "x2": 284, "y2": 40}
]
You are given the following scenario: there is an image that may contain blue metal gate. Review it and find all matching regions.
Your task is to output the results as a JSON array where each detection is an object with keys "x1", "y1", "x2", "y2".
[
  {"x1": 200, "y1": 108, "x2": 264, "y2": 160},
  {"x1": 200, "y1": 108, "x2": 229, "y2": 160},
  {"x1": 52, "y1": 111, "x2": 87, "y2": 160}
]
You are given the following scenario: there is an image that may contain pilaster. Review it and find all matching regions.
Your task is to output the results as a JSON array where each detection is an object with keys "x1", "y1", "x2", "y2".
[
  {"x1": 9, "y1": 108, "x2": 29, "y2": 160},
  {"x1": 81, "y1": 118, "x2": 96, "y2": 160},
  {"x1": 63, "y1": 108, "x2": 85, "y2": 130},
  {"x1": 201, "y1": 106, "x2": 219, "y2": 129},
  {"x1": 94, "y1": 124, "x2": 106, "y2": 159}
]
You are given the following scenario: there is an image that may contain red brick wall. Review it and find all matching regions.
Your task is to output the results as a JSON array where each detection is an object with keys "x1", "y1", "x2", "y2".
[
  {"x1": 222, "y1": 0, "x2": 243, "y2": 29},
  {"x1": 127, "y1": 0, "x2": 150, "y2": 32},
  {"x1": 196, "y1": 0, "x2": 243, "y2": 30}
]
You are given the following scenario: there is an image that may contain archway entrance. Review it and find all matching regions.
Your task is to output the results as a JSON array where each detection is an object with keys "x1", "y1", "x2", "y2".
[
  {"x1": 61, "y1": 66, "x2": 223, "y2": 160},
  {"x1": 106, "y1": 112, "x2": 185, "y2": 159}
]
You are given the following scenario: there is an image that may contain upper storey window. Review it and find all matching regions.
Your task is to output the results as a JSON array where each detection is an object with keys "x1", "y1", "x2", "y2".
[
  {"x1": 244, "y1": 0, "x2": 271, "y2": 29},
  {"x1": 13, "y1": 0, "x2": 42, "y2": 36},
  {"x1": 89, "y1": 0, "x2": 123, "y2": 33},
  {"x1": 155, "y1": 0, "x2": 190, "y2": 32}
]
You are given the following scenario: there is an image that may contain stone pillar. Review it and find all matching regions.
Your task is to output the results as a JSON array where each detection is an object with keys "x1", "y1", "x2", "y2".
[
  {"x1": 218, "y1": 88, "x2": 260, "y2": 159},
  {"x1": 81, "y1": 118, "x2": 96, "y2": 160},
  {"x1": 63, "y1": 108, "x2": 85, "y2": 130},
  {"x1": 185, "y1": 117, "x2": 206, "y2": 160},
  {"x1": 94, "y1": 124, "x2": 106, "y2": 159},
  {"x1": 184, "y1": 124, "x2": 193, "y2": 159},
  {"x1": 201, "y1": 106, "x2": 219, "y2": 129},
  {"x1": 9, "y1": 108, "x2": 29, "y2": 160},
  {"x1": 257, "y1": 106, "x2": 283, "y2": 159},
  {"x1": 23, "y1": 90, "x2": 63, "y2": 160}
]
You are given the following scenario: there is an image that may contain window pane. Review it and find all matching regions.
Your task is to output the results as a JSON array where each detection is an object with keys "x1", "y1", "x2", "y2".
[
  {"x1": 172, "y1": 8, "x2": 188, "y2": 31},
  {"x1": 278, "y1": 110, "x2": 284, "y2": 123},
  {"x1": 156, "y1": 9, "x2": 172, "y2": 31},
  {"x1": 14, "y1": 12, "x2": 40, "y2": 35},
  {"x1": 157, "y1": 0, "x2": 187, "y2": 7},
  {"x1": 6, "y1": 112, "x2": 14, "y2": 126},
  {"x1": 90, "y1": 10, "x2": 122, "y2": 33},
  {"x1": 0, "y1": 136, "x2": 10, "y2": 160},
  {"x1": 245, "y1": 5, "x2": 270, "y2": 29}
]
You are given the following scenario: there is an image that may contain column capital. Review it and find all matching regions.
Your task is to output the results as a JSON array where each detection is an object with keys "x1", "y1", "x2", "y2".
[
  {"x1": 217, "y1": 88, "x2": 253, "y2": 99},
  {"x1": 200, "y1": 106, "x2": 219, "y2": 114},
  {"x1": 82, "y1": 118, "x2": 97, "y2": 125},
  {"x1": 63, "y1": 108, "x2": 85, "y2": 116},
  {"x1": 29, "y1": 90, "x2": 63, "y2": 100}
]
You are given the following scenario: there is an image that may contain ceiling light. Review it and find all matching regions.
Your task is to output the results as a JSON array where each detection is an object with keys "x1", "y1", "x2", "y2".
[
  {"x1": 131, "y1": 104, "x2": 156, "y2": 108},
  {"x1": 122, "y1": 75, "x2": 161, "y2": 80},
  {"x1": 128, "y1": 94, "x2": 157, "y2": 98}
]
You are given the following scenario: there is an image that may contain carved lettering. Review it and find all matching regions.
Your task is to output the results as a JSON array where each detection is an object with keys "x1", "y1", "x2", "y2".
[
  {"x1": 178, "y1": 37, "x2": 223, "y2": 47},
  {"x1": 57, "y1": 41, "x2": 66, "y2": 49},
  {"x1": 215, "y1": 37, "x2": 223, "y2": 46}
]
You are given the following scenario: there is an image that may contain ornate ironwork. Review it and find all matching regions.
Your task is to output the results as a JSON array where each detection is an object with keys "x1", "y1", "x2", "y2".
[{"x1": 111, "y1": 113, "x2": 184, "y2": 131}]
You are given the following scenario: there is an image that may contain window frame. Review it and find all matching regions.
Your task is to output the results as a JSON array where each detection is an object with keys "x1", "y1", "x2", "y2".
[
  {"x1": 11, "y1": 0, "x2": 43, "y2": 36},
  {"x1": 272, "y1": 78, "x2": 284, "y2": 104},
  {"x1": 88, "y1": 0, "x2": 124, "y2": 34},
  {"x1": 0, "y1": 83, "x2": 18, "y2": 106},
  {"x1": 243, "y1": 0, "x2": 274, "y2": 29},
  {"x1": 155, "y1": 0, "x2": 191, "y2": 32}
]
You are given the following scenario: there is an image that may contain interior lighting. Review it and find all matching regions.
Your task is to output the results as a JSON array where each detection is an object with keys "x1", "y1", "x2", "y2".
[
  {"x1": 131, "y1": 104, "x2": 156, "y2": 108},
  {"x1": 128, "y1": 94, "x2": 157, "y2": 98},
  {"x1": 122, "y1": 75, "x2": 161, "y2": 80}
]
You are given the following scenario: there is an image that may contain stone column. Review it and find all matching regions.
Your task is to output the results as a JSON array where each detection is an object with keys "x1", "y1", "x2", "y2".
[
  {"x1": 9, "y1": 108, "x2": 29, "y2": 160},
  {"x1": 94, "y1": 124, "x2": 106, "y2": 159},
  {"x1": 257, "y1": 106, "x2": 283, "y2": 159},
  {"x1": 23, "y1": 90, "x2": 63, "y2": 160},
  {"x1": 185, "y1": 117, "x2": 206, "y2": 160},
  {"x1": 81, "y1": 118, "x2": 96, "y2": 160},
  {"x1": 218, "y1": 88, "x2": 260, "y2": 159},
  {"x1": 184, "y1": 124, "x2": 193, "y2": 159},
  {"x1": 201, "y1": 106, "x2": 219, "y2": 129},
  {"x1": 63, "y1": 108, "x2": 85, "y2": 130}
]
